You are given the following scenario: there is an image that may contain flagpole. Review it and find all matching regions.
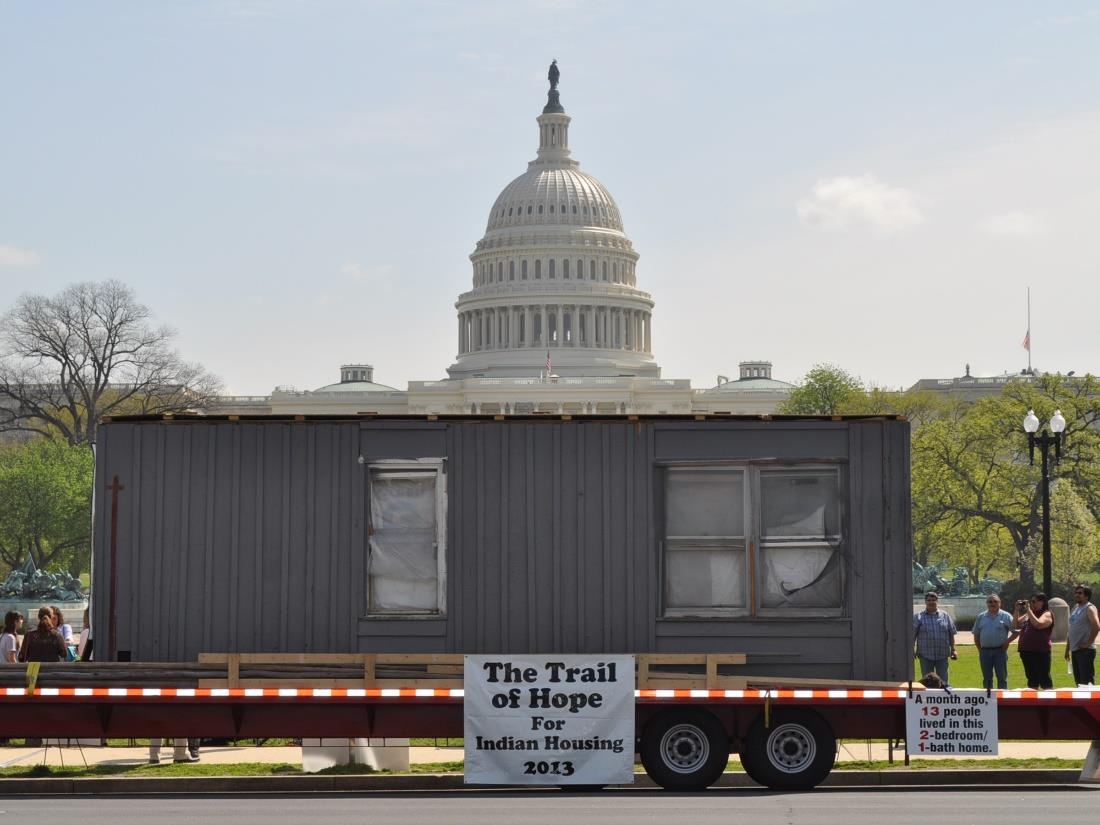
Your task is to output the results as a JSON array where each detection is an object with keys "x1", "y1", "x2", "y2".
[{"x1": 1027, "y1": 287, "x2": 1032, "y2": 374}]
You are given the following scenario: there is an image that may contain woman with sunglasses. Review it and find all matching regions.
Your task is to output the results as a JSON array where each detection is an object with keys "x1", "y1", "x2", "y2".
[{"x1": 1014, "y1": 593, "x2": 1054, "y2": 690}]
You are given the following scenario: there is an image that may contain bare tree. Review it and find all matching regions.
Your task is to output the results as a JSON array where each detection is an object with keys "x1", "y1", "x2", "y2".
[{"x1": 0, "y1": 280, "x2": 222, "y2": 445}]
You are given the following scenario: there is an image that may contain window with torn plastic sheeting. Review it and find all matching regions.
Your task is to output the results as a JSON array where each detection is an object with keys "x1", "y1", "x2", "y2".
[
  {"x1": 761, "y1": 470, "x2": 842, "y2": 540},
  {"x1": 758, "y1": 468, "x2": 845, "y2": 612},
  {"x1": 368, "y1": 468, "x2": 445, "y2": 615},
  {"x1": 759, "y1": 545, "x2": 842, "y2": 609},
  {"x1": 660, "y1": 463, "x2": 846, "y2": 618}
]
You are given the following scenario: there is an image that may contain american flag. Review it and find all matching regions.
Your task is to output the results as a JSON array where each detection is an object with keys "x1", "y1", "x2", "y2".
[
  {"x1": 1022, "y1": 330, "x2": 1031, "y2": 351},
  {"x1": 545, "y1": 349, "x2": 552, "y2": 375}
]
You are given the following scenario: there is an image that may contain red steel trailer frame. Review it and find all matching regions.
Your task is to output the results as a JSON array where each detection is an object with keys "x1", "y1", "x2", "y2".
[{"x1": 5, "y1": 685, "x2": 1100, "y2": 789}]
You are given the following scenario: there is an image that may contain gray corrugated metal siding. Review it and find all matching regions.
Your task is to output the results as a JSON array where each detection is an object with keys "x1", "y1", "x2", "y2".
[{"x1": 92, "y1": 416, "x2": 911, "y2": 680}]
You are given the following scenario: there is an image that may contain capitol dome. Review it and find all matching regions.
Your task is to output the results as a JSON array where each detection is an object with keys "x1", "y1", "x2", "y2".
[
  {"x1": 485, "y1": 167, "x2": 623, "y2": 233},
  {"x1": 448, "y1": 62, "x2": 659, "y2": 380}
]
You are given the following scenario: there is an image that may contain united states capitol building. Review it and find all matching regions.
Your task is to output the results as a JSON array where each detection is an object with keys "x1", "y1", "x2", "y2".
[{"x1": 211, "y1": 64, "x2": 794, "y2": 418}]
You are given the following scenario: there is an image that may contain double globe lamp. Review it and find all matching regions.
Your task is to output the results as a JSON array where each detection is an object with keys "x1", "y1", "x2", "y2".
[{"x1": 1023, "y1": 408, "x2": 1066, "y2": 596}]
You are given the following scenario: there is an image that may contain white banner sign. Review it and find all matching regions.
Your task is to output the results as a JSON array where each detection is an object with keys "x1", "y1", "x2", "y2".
[
  {"x1": 464, "y1": 655, "x2": 635, "y2": 785},
  {"x1": 905, "y1": 689, "x2": 998, "y2": 756}
]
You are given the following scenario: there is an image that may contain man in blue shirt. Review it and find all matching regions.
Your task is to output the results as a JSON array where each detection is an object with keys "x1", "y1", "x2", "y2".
[
  {"x1": 972, "y1": 593, "x2": 1018, "y2": 689},
  {"x1": 914, "y1": 592, "x2": 957, "y2": 683}
]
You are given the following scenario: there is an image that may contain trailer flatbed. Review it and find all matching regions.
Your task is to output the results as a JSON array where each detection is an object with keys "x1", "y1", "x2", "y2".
[{"x1": 6, "y1": 682, "x2": 1100, "y2": 790}]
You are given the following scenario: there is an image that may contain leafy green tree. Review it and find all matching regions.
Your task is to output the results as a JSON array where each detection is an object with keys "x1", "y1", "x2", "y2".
[
  {"x1": 910, "y1": 374, "x2": 1100, "y2": 588},
  {"x1": 0, "y1": 439, "x2": 94, "y2": 576},
  {"x1": 779, "y1": 366, "x2": 1098, "y2": 591},
  {"x1": 856, "y1": 387, "x2": 957, "y2": 428},
  {"x1": 1000, "y1": 374, "x2": 1100, "y2": 523},
  {"x1": 1050, "y1": 481, "x2": 1100, "y2": 588},
  {"x1": 778, "y1": 364, "x2": 865, "y2": 415}
]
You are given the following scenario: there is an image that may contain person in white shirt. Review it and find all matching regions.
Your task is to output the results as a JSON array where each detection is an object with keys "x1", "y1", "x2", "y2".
[
  {"x1": 1, "y1": 611, "x2": 24, "y2": 663},
  {"x1": 50, "y1": 605, "x2": 74, "y2": 652}
]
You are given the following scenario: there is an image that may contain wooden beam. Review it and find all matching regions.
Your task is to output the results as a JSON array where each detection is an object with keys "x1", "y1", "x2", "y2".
[{"x1": 635, "y1": 653, "x2": 746, "y2": 666}]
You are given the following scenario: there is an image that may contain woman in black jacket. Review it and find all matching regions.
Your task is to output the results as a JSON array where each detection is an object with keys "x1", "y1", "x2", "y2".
[{"x1": 18, "y1": 606, "x2": 67, "y2": 663}]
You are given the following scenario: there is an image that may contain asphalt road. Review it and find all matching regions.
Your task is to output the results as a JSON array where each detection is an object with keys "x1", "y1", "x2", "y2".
[{"x1": 2, "y1": 787, "x2": 1099, "y2": 825}]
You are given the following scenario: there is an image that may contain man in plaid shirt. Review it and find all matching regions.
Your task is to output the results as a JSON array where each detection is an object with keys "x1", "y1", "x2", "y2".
[{"x1": 914, "y1": 591, "x2": 957, "y2": 683}]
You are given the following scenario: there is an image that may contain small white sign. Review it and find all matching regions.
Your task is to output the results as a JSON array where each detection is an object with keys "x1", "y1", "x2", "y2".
[
  {"x1": 905, "y1": 689, "x2": 998, "y2": 756},
  {"x1": 464, "y1": 655, "x2": 635, "y2": 785}
]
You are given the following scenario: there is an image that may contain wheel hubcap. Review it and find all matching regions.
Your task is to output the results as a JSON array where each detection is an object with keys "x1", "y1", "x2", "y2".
[
  {"x1": 659, "y1": 724, "x2": 710, "y2": 773},
  {"x1": 765, "y1": 723, "x2": 816, "y2": 773}
]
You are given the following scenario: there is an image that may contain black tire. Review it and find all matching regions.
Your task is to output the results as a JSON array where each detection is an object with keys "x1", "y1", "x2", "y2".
[
  {"x1": 640, "y1": 709, "x2": 730, "y2": 791},
  {"x1": 738, "y1": 710, "x2": 836, "y2": 790}
]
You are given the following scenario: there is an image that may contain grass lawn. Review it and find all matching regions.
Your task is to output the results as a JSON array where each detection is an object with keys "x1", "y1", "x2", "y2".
[
  {"x1": 0, "y1": 756, "x2": 1083, "y2": 780},
  {"x1": 0, "y1": 761, "x2": 466, "y2": 779},
  {"x1": 939, "y1": 641, "x2": 1076, "y2": 689}
]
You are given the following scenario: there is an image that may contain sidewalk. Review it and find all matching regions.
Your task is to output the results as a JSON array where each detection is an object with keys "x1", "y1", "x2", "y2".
[{"x1": 0, "y1": 741, "x2": 1091, "y2": 795}]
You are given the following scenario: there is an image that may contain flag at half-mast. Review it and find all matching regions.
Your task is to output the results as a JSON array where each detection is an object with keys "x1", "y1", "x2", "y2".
[{"x1": 1022, "y1": 330, "x2": 1031, "y2": 351}]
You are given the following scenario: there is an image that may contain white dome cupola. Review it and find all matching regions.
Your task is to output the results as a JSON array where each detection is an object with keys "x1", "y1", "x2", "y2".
[{"x1": 448, "y1": 61, "x2": 659, "y2": 380}]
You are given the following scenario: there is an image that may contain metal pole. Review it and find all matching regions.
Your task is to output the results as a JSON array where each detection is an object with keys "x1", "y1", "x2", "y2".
[
  {"x1": 1041, "y1": 435, "x2": 1053, "y2": 596},
  {"x1": 108, "y1": 475, "x2": 123, "y2": 662}
]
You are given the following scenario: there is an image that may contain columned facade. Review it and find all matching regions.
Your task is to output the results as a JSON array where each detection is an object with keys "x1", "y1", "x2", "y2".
[{"x1": 456, "y1": 303, "x2": 653, "y2": 355}]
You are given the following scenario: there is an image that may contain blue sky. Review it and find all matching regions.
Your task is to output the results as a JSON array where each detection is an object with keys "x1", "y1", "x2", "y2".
[{"x1": 2, "y1": 1, "x2": 1099, "y2": 394}]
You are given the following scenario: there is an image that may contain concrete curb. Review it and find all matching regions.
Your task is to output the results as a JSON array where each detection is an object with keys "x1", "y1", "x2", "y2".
[{"x1": 0, "y1": 769, "x2": 1086, "y2": 795}]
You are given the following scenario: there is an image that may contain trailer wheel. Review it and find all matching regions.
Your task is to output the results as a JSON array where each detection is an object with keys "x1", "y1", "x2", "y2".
[
  {"x1": 739, "y1": 710, "x2": 836, "y2": 790},
  {"x1": 640, "y1": 709, "x2": 729, "y2": 791}
]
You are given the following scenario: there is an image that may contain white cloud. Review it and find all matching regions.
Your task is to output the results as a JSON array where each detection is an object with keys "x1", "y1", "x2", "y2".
[
  {"x1": 0, "y1": 244, "x2": 41, "y2": 268},
  {"x1": 978, "y1": 210, "x2": 1049, "y2": 239},
  {"x1": 796, "y1": 175, "x2": 925, "y2": 233}
]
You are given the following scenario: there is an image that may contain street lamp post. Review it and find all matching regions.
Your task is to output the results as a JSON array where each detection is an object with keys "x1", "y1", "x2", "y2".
[{"x1": 1023, "y1": 409, "x2": 1066, "y2": 595}]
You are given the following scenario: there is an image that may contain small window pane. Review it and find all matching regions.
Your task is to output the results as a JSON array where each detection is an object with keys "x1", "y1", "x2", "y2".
[
  {"x1": 666, "y1": 469, "x2": 743, "y2": 536},
  {"x1": 369, "y1": 472, "x2": 439, "y2": 612},
  {"x1": 372, "y1": 475, "x2": 434, "y2": 527},
  {"x1": 761, "y1": 470, "x2": 840, "y2": 538},
  {"x1": 760, "y1": 545, "x2": 842, "y2": 608},
  {"x1": 666, "y1": 545, "x2": 746, "y2": 609}
]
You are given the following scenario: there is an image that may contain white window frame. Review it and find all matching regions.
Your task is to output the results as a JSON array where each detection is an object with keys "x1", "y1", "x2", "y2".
[
  {"x1": 366, "y1": 458, "x2": 447, "y2": 617},
  {"x1": 662, "y1": 466, "x2": 750, "y2": 618}
]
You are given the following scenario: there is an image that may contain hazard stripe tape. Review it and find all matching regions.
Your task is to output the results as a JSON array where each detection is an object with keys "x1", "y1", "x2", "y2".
[
  {"x1": 636, "y1": 688, "x2": 1100, "y2": 702},
  {"x1": 3, "y1": 686, "x2": 1100, "y2": 702},
  {"x1": 1, "y1": 686, "x2": 465, "y2": 699}
]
